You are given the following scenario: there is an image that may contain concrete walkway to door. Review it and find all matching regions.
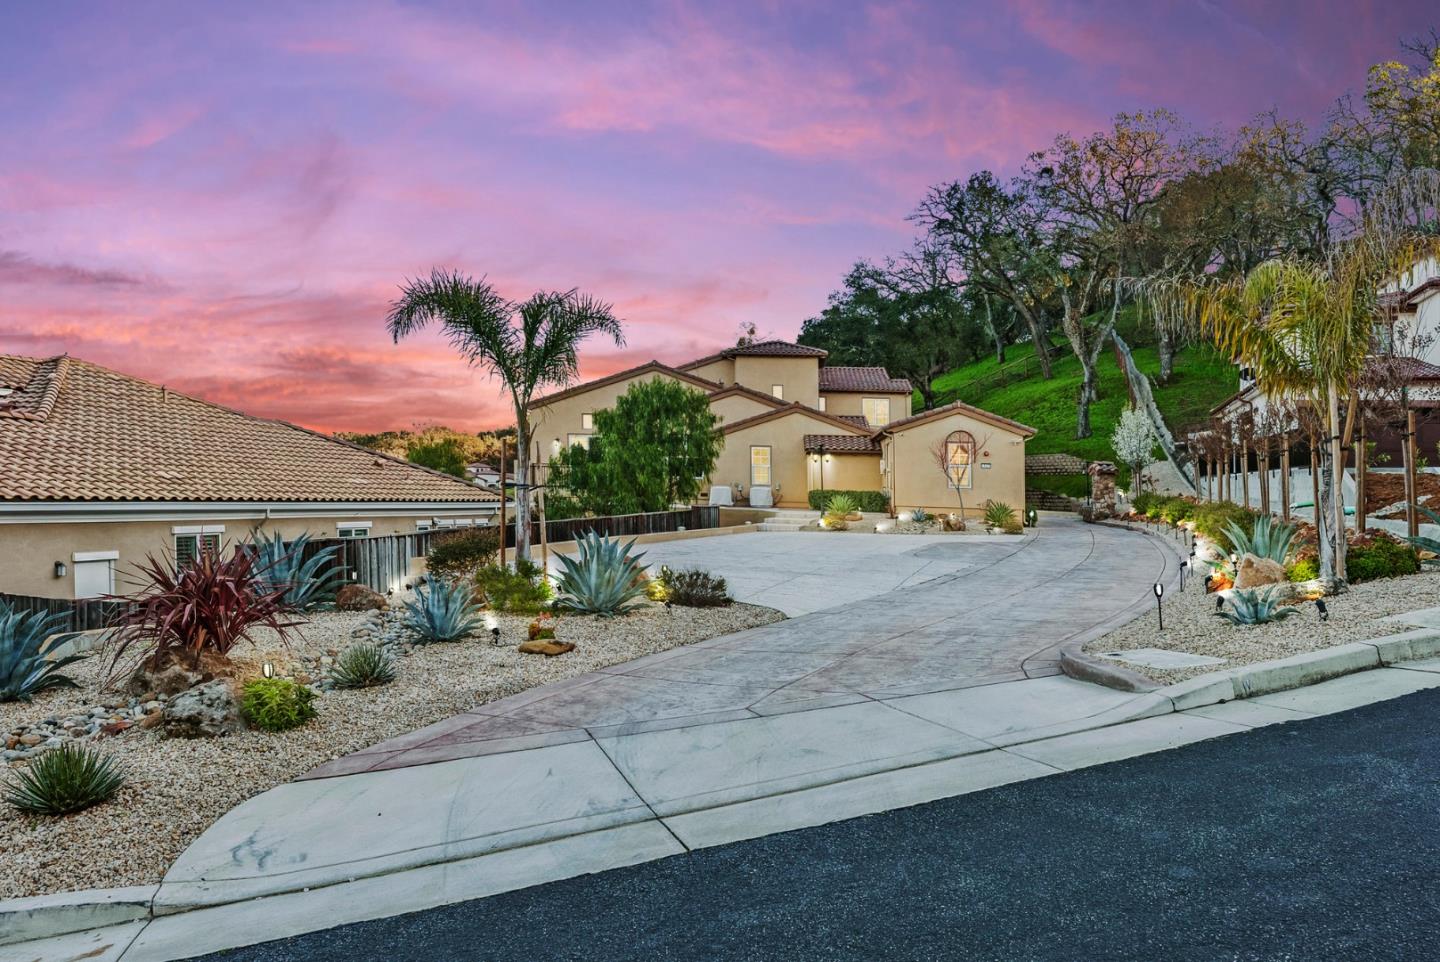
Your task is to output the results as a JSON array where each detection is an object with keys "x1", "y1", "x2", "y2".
[{"x1": 108, "y1": 516, "x2": 1194, "y2": 961}]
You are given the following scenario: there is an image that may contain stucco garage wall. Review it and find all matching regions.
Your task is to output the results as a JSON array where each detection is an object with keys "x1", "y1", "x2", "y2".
[
  {"x1": 815, "y1": 453, "x2": 884, "y2": 494},
  {"x1": 884, "y1": 413, "x2": 1027, "y2": 518},
  {"x1": 0, "y1": 511, "x2": 480, "y2": 600},
  {"x1": 713, "y1": 410, "x2": 866, "y2": 508}
]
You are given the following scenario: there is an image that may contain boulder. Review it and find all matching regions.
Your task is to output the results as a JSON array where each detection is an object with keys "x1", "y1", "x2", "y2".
[
  {"x1": 1234, "y1": 553, "x2": 1287, "y2": 590},
  {"x1": 163, "y1": 680, "x2": 242, "y2": 738},
  {"x1": 126, "y1": 649, "x2": 234, "y2": 697},
  {"x1": 336, "y1": 584, "x2": 387, "y2": 611},
  {"x1": 517, "y1": 640, "x2": 576, "y2": 657}
]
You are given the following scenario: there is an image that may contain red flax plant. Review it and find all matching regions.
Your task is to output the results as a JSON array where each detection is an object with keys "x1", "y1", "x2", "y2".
[{"x1": 106, "y1": 548, "x2": 304, "y2": 684}]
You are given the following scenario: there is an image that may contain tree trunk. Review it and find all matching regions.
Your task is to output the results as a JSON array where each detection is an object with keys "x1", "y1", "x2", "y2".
[
  {"x1": 1356, "y1": 418, "x2": 1367, "y2": 533},
  {"x1": 918, "y1": 383, "x2": 937, "y2": 411},
  {"x1": 1317, "y1": 450, "x2": 1337, "y2": 585},
  {"x1": 1075, "y1": 358, "x2": 1096, "y2": 439},
  {"x1": 1280, "y1": 437, "x2": 1291, "y2": 522},
  {"x1": 983, "y1": 295, "x2": 1006, "y2": 366},
  {"x1": 1327, "y1": 386, "x2": 1346, "y2": 585},
  {"x1": 1406, "y1": 406, "x2": 1419, "y2": 539},
  {"x1": 1157, "y1": 329, "x2": 1175, "y2": 384},
  {"x1": 513, "y1": 414, "x2": 532, "y2": 564}
]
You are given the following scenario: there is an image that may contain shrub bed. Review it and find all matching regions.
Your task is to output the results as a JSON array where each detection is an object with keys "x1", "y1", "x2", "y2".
[
  {"x1": 426, "y1": 527, "x2": 501, "y2": 584},
  {"x1": 807, "y1": 489, "x2": 889, "y2": 513}
]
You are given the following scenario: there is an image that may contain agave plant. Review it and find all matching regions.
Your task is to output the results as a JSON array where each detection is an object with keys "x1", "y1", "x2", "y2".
[
  {"x1": 983, "y1": 501, "x2": 1017, "y2": 528},
  {"x1": 248, "y1": 532, "x2": 345, "y2": 611},
  {"x1": 330, "y1": 642, "x2": 397, "y2": 688},
  {"x1": 908, "y1": 507, "x2": 931, "y2": 524},
  {"x1": 5, "y1": 743, "x2": 126, "y2": 815},
  {"x1": 1215, "y1": 587, "x2": 1298, "y2": 626},
  {"x1": 1406, "y1": 504, "x2": 1440, "y2": 562},
  {"x1": 0, "y1": 605, "x2": 82, "y2": 702},
  {"x1": 553, "y1": 532, "x2": 647, "y2": 616},
  {"x1": 1221, "y1": 515, "x2": 1296, "y2": 564},
  {"x1": 825, "y1": 493, "x2": 859, "y2": 516},
  {"x1": 404, "y1": 579, "x2": 485, "y2": 643}
]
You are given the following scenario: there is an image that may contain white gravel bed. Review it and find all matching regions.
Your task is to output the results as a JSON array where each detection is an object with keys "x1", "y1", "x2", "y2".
[
  {"x1": 0, "y1": 601, "x2": 782, "y2": 900},
  {"x1": 1082, "y1": 569, "x2": 1440, "y2": 686}
]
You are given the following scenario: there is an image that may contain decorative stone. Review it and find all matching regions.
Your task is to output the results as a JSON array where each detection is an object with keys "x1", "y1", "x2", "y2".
[
  {"x1": 1234, "y1": 554, "x2": 1286, "y2": 590},
  {"x1": 517, "y1": 640, "x2": 576, "y2": 657},
  {"x1": 336, "y1": 584, "x2": 387, "y2": 611},
  {"x1": 163, "y1": 681, "x2": 242, "y2": 738}
]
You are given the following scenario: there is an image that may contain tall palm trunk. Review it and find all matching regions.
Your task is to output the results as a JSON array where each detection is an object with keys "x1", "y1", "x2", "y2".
[
  {"x1": 513, "y1": 410, "x2": 532, "y2": 564},
  {"x1": 1327, "y1": 385, "x2": 1347, "y2": 584}
]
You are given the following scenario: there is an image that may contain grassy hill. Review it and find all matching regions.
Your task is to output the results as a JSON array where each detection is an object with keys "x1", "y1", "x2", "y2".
[{"x1": 925, "y1": 322, "x2": 1238, "y2": 496}]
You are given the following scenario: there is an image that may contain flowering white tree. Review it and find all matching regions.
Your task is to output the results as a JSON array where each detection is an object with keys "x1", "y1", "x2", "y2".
[{"x1": 1111, "y1": 407, "x2": 1155, "y2": 493}]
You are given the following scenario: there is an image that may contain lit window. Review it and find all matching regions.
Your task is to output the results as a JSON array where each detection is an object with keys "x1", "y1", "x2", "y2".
[
  {"x1": 771, "y1": 384, "x2": 784, "y2": 400},
  {"x1": 817, "y1": 397, "x2": 827, "y2": 411},
  {"x1": 581, "y1": 412, "x2": 594, "y2": 430},
  {"x1": 862, "y1": 397, "x2": 891, "y2": 426},
  {"x1": 944, "y1": 431, "x2": 976, "y2": 489},
  {"x1": 568, "y1": 434, "x2": 592, "y2": 450},
  {"x1": 750, "y1": 446, "x2": 772, "y2": 486}
]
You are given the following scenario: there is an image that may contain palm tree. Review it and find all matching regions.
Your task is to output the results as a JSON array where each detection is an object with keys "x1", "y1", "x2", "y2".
[
  {"x1": 386, "y1": 269, "x2": 624, "y2": 563},
  {"x1": 1191, "y1": 171, "x2": 1440, "y2": 586}
]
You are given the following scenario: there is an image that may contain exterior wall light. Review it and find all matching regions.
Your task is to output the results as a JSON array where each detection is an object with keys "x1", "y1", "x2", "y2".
[{"x1": 53, "y1": 561, "x2": 67, "y2": 578}]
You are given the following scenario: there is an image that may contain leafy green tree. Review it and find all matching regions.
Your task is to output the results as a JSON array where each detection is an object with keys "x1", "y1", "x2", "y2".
[
  {"x1": 386, "y1": 270, "x2": 624, "y2": 563},
  {"x1": 406, "y1": 438, "x2": 468, "y2": 478},
  {"x1": 548, "y1": 379, "x2": 721, "y2": 515}
]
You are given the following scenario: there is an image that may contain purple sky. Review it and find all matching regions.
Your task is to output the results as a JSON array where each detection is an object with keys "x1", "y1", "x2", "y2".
[{"x1": 1, "y1": 1, "x2": 1433, "y2": 431}]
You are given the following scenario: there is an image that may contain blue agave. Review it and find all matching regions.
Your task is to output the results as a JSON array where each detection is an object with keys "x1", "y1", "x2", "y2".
[
  {"x1": 553, "y1": 532, "x2": 647, "y2": 616},
  {"x1": 1216, "y1": 587, "x2": 1298, "y2": 626},
  {"x1": 248, "y1": 532, "x2": 345, "y2": 611},
  {"x1": 1, "y1": 602, "x2": 83, "y2": 702},
  {"x1": 404, "y1": 579, "x2": 485, "y2": 643}
]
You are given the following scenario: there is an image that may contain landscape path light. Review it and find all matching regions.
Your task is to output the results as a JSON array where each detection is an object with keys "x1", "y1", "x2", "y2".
[
  {"x1": 1316, "y1": 598, "x2": 1329, "y2": 622},
  {"x1": 262, "y1": 662, "x2": 275, "y2": 679},
  {"x1": 1153, "y1": 581, "x2": 1164, "y2": 631}
]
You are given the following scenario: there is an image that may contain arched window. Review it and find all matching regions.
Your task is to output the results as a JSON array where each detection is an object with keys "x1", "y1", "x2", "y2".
[{"x1": 944, "y1": 431, "x2": 975, "y2": 489}]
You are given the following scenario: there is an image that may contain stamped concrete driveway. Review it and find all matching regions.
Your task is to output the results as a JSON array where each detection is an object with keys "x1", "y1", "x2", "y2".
[{"x1": 116, "y1": 516, "x2": 1183, "y2": 961}]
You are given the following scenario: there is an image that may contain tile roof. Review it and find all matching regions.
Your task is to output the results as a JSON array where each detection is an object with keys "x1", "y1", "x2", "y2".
[
  {"x1": 874, "y1": 399, "x2": 1036, "y2": 439},
  {"x1": 803, "y1": 433, "x2": 881, "y2": 454},
  {"x1": 1364, "y1": 355, "x2": 1440, "y2": 381},
  {"x1": 834, "y1": 415, "x2": 870, "y2": 428},
  {"x1": 677, "y1": 339, "x2": 827, "y2": 370},
  {"x1": 529, "y1": 360, "x2": 720, "y2": 407},
  {"x1": 818, "y1": 366, "x2": 913, "y2": 393},
  {"x1": 720, "y1": 402, "x2": 871, "y2": 437},
  {"x1": 0, "y1": 355, "x2": 498, "y2": 504}
]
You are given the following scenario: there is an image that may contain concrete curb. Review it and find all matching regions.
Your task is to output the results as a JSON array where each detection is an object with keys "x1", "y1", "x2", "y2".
[{"x1": 0, "y1": 884, "x2": 156, "y2": 947}]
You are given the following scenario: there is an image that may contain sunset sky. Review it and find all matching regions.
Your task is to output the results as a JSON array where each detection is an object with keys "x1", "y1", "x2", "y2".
[{"x1": 2, "y1": 1, "x2": 1434, "y2": 432}]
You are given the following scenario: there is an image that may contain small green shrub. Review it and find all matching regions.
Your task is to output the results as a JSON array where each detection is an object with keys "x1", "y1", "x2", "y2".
[
  {"x1": 1001, "y1": 518, "x2": 1024, "y2": 535},
  {"x1": 330, "y1": 643, "x2": 396, "y2": 689},
  {"x1": 808, "y1": 489, "x2": 890, "y2": 513},
  {"x1": 983, "y1": 501, "x2": 1017, "y2": 528},
  {"x1": 658, "y1": 567, "x2": 733, "y2": 607},
  {"x1": 825, "y1": 493, "x2": 859, "y2": 516},
  {"x1": 475, "y1": 559, "x2": 552, "y2": 614},
  {"x1": 1130, "y1": 491, "x2": 1159, "y2": 516},
  {"x1": 1347, "y1": 535, "x2": 1420, "y2": 583},
  {"x1": 241, "y1": 677, "x2": 317, "y2": 731},
  {"x1": 1159, "y1": 498, "x2": 1195, "y2": 524},
  {"x1": 553, "y1": 533, "x2": 648, "y2": 616},
  {"x1": 1190, "y1": 501, "x2": 1258, "y2": 553},
  {"x1": 406, "y1": 579, "x2": 486, "y2": 642},
  {"x1": 1285, "y1": 556, "x2": 1320, "y2": 582},
  {"x1": 426, "y1": 527, "x2": 502, "y2": 584},
  {"x1": 4, "y1": 743, "x2": 125, "y2": 815}
]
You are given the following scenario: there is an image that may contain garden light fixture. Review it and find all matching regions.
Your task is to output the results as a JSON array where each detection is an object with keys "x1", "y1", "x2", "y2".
[
  {"x1": 1153, "y1": 582, "x2": 1164, "y2": 630},
  {"x1": 262, "y1": 662, "x2": 274, "y2": 679},
  {"x1": 1179, "y1": 560, "x2": 1188, "y2": 589},
  {"x1": 1215, "y1": 595, "x2": 1225, "y2": 612},
  {"x1": 1316, "y1": 598, "x2": 1329, "y2": 622}
]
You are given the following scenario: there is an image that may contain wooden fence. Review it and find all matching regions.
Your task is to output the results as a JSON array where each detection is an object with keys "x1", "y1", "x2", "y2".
[{"x1": 1, "y1": 506, "x2": 722, "y2": 631}]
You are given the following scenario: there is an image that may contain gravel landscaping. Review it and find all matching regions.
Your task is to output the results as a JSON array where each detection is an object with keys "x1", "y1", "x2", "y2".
[
  {"x1": 0, "y1": 601, "x2": 782, "y2": 900},
  {"x1": 1083, "y1": 567, "x2": 1439, "y2": 686}
]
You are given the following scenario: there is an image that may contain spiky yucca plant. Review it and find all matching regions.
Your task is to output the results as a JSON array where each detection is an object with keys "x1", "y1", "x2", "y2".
[
  {"x1": 553, "y1": 532, "x2": 647, "y2": 616},
  {"x1": 404, "y1": 580, "x2": 485, "y2": 643},
  {"x1": 1222, "y1": 515, "x2": 1297, "y2": 564},
  {"x1": 248, "y1": 532, "x2": 345, "y2": 611},
  {"x1": 0, "y1": 604, "x2": 82, "y2": 702},
  {"x1": 1215, "y1": 587, "x2": 1299, "y2": 626},
  {"x1": 5, "y1": 743, "x2": 125, "y2": 815},
  {"x1": 983, "y1": 501, "x2": 1018, "y2": 528},
  {"x1": 825, "y1": 493, "x2": 859, "y2": 516},
  {"x1": 330, "y1": 643, "x2": 397, "y2": 689}
]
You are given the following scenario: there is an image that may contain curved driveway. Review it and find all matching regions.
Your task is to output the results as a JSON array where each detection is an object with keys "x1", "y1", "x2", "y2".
[{"x1": 130, "y1": 517, "x2": 1183, "y2": 961}]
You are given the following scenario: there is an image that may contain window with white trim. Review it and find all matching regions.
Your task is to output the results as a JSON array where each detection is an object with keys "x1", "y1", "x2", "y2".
[
  {"x1": 771, "y1": 384, "x2": 784, "y2": 400},
  {"x1": 73, "y1": 550, "x2": 117, "y2": 599},
  {"x1": 580, "y1": 412, "x2": 594, "y2": 431},
  {"x1": 174, "y1": 533, "x2": 220, "y2": 568},
  {"x1": 943, "y1": 430, "x2": 976, "y2": 489},
  {"x1": 862, "y1": 397, "x2": 891, "y2": 426},
  {"x1": 750, "y1": 445, "x2": 772, "y2": 486},
  {"x1": 817, "y1": 397, "x2": 827, "y2": 411},
  {"x1": 336, "y1": 522, "x2": 372, "y2": 539}
]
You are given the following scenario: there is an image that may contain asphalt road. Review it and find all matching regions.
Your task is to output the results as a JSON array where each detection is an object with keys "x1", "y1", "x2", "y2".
[{"x1": 196, "y1": 690, "x2": 1440, "y2": 962}]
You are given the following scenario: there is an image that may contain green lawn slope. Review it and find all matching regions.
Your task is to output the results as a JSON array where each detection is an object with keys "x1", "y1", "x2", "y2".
[{"x1": 925, "y1": 324, "x2": 1238, "y2": 495}]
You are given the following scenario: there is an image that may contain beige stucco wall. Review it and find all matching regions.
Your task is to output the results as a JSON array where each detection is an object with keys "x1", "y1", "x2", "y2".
[
  {"x1": 708, "y1": 393, "x2": 779, "y2": 425},
  {"x1": 731, "y1": 356, "x2": 820, "y2": 408},
  {"x1": 682, "y1": 357, "x2": 734, "y2": 384},
  {"x1": 819, "y1": 391, "x2": 913, "y2": 425},
  {"x1": 530, "y1": 370, "x2": 709, "y2": 465},
  {"x1": 813, "y1": 453, "x2": 883, "y2": 493},
  {"x1": 882, "y1": 413, "x2": 1028, "y2": 518},
  {"x1": 0, "y1": 511, "x2": 484, "y2": 600},
  {"x1": 711, "y1": 410, "x2": 866, "y2": 507}
]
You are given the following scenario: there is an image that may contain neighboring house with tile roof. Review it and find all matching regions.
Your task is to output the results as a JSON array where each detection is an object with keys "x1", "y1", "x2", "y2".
[
  {"x1": 0, "y1": 355, "x2": 499, "y2": 600},
  {"x1": 527, "y1": 340, "x2": 1032, "y2": 512}
]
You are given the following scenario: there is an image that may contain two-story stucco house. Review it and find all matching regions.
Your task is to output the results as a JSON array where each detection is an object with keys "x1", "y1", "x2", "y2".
[
  {"x1": 529, "y1": 340, "x2": 1034, "y2": 514},
  {"x1": 0, "y1": 355, "x2": 500, "y2": 600}
]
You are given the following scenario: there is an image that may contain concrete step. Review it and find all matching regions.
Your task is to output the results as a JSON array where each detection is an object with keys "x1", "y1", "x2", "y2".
[{"x1": 757, "y1": 521, "x2": 806, "y2": 532}]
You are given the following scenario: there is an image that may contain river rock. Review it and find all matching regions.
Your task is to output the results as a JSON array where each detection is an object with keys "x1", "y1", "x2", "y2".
[{"x1": 163, "y1": 681, "x2": 242, "y2": 738}]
